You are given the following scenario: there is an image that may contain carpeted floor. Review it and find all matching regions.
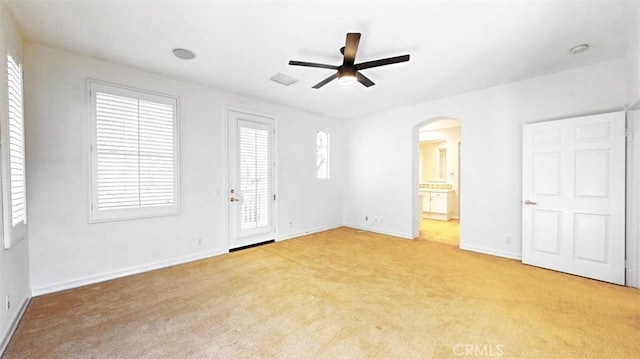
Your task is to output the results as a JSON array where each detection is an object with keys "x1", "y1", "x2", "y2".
[
  {"x1": 4, "y1": 227, "x2": 639, "y2": 358},
  {"x1": 420, "y1": 218, "x2": 459, "y2": 246}
]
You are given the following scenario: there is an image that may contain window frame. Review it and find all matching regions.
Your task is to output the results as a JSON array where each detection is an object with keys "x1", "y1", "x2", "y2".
[
  {"x1": 315, "y1": 130, "x2": 330, "y2": 180},
  {"x1": 88, "y1": 80, "x2": 180, "y2": 223},
  {"x1": 1, "y1": 54, "x2": 27, "y2": 248}
]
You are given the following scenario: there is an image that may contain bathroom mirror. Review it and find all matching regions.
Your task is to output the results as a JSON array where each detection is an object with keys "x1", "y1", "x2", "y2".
[
  {"x1": 438, "y1": 148, "x2": 446, "y2": 181},
  {"x1": 419, "y1": 140, "x2": 446, "y2": 182}
]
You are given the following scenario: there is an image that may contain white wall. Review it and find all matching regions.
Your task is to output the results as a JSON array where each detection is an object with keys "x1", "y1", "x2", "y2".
[
  {"x1": 626, "y1": 42, "x2": 639, "y2": 107},
  {"x1": 0, "y1": 5, "x2": 30, "y2": 350},
  {"x1": 344, "y1": 59, "x2": 627, "y2": 259},
  {"x1": 25, "y1": 44, "x2": 344, "y2": 294}
]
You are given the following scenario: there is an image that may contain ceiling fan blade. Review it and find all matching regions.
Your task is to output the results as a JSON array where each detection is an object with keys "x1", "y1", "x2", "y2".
[
  {"x1": 356, "y1": 72, "x2": 375, "y2": 87},
  {"x1": 289, "y1": 60, "x2": 338, "y2": 70},
  {"x1": 312, "y1": 73, "x2": 339, "y2": 89},
  {"x1": 343, "y1": 33, "x2": 361, "y2": 64},
  {"x1": 356, "y1": 54, "x2": 410, "y2": 70}
]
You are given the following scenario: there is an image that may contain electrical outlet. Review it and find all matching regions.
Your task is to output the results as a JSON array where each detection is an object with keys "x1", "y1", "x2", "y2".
[
  {"x1": 374, "y1": 217, "x2": 379, "y2": 223},
  {"x1": 197, "y1": 237, "x2": 203, "y2": 246},
  {"x1": 5, "y1": 295, "x2": 10, "y2": 311},
  {"x1": 365, "y1": 216, "x2": 369, "y2": 221},
  {"x1": 379, "y1": 217, "x2": 384, "y2": 224},
  {"x1": 504, "y1": 235, "x2": 512, "y2": 244},
  {"x1": 288, "y1": 221, "x2": 293, "y2": 228}
]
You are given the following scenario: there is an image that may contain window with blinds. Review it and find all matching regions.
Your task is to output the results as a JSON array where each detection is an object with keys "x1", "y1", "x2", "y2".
[
  {"x1": 316, "y1": 130, "x2": 330, "y2": 179},
  {"x1": 6, "y1": 55, "x2": 26, "y2": 227},
  {"x1": 239, "y1": 125, "x2": 270, "y2": 230},
  {"x1": 89, "y1": 81, "x2": 179, "y2": 222}
]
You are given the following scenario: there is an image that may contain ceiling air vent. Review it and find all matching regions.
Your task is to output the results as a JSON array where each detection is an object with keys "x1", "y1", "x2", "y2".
[{"x1": 270, "y1": 73, "x2": 298, "y2": 86}]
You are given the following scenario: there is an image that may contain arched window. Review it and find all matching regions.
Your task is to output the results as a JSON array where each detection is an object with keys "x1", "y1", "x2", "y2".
[{"x1": 316, "y1": 131, "x2": 330, "y2": 179}]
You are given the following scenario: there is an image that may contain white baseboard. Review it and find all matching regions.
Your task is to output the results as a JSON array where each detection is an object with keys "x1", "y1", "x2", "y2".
[
  {"x1": 459, "y1": 243, "x2": 522, "y2": 260},
  {"x1": 343, "y1": 223, "x2": 413, "y2": 240},
  {"x1": 31, "y1": 248, "x2": 226, "y2": 296},
  {"x1": 277, "y1": 224, "x2": 343, "y2": 241},
  {"x1": 0, "y1": 295, "x2": 30, "y2": 356}
]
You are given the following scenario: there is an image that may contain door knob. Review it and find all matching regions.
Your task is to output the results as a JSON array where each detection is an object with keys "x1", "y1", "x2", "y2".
[{"x1": 523, "y1": 199, "x2": 537, "y2": 205}]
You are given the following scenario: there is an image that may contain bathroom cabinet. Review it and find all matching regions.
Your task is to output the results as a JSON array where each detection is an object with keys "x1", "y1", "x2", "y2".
[{"x1": 421, "y1": 190, "x2": 454, "y2": 220}]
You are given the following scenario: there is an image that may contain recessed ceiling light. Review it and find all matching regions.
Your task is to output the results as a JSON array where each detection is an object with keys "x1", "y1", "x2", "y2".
[
  {"x1": 172, "y1": 48, "x2": 196, "y2": 60},
  {"x1": 569, "y1": 44, "x2": 590, "y2": 55},
  {"x1": 270, "y1": 73, "x2": 298, "y2": 86}
]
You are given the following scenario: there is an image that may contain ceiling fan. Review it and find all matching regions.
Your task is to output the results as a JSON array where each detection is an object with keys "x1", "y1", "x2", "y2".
[{"x1": 288, "y1": 32, "x2": 410, "y2": 89}]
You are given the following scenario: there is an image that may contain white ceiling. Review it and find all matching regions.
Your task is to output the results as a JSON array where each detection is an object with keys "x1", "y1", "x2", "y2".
[{"x1": 5, "y1": 0, "x2": 640, "y2": 119}]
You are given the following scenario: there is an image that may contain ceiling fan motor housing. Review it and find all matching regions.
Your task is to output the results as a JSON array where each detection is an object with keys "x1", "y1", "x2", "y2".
[{"x1": 339, "y1": 64, "x2": 356, "y2": 78}]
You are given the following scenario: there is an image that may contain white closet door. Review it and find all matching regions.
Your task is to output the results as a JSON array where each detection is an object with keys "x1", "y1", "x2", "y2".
[{"x1": 522, "y1": 112, "x2": 625, "y2": 285}]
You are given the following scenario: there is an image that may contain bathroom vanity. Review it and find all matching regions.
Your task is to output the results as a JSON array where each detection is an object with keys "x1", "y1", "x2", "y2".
[{"x1": 420, "y1": 189, "x2": 455, "y2": 221}]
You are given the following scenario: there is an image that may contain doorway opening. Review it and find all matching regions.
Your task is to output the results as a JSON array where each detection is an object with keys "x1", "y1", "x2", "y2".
[{"x1": 412, "y1": 118, "x2": 461, "y2": 246}]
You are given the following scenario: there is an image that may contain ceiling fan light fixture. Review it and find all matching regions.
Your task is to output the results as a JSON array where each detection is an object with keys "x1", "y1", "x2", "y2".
[
  {"x1": 338, "y1": 73, "x2": 357, "y2": 86},
  {"x1": 338, "y1": 66, "x2": 357, "y2": 86}
]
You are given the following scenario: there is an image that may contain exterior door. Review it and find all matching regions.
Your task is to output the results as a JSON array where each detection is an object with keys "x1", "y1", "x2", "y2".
[
  {"x1": 227, "y1": 110, "x2": 276, "y2": 250},
  {"x1": 522, "y1": 112, "x2": 625, "y2": 285}
]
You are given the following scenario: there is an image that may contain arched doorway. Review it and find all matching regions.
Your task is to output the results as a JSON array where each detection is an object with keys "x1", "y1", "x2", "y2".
[{"x1": 412, "y1": 118, "x2": 461, "y2": 246}]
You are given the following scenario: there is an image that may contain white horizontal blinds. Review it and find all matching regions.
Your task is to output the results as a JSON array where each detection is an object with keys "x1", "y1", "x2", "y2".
[
  {"x1": 138, "y1": 100, "x2": 174, "y2": 207},
  {"x1": 239, "y1": 125, "x2": 270, "y2": 230},
  {"x1": 316, "y1": 130, "x2": 329, "y2": 179},
  {"x1": 7, "y1": 56, "x2": 26, "y2": 226},
  {"x1": 96, "y1": 92, "x2": 140, "y2": 210},
  {"x1": 95, "y1": 91, "x2": 175, "y2": 211}
]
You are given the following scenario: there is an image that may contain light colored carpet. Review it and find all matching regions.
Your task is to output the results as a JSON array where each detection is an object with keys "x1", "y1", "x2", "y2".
[
  {"x1": 420, "y1": 218, "x2": 459, "y2": 246},
  {"x1": 4, "y1": 227, "x2": 639, "y2": 358}
]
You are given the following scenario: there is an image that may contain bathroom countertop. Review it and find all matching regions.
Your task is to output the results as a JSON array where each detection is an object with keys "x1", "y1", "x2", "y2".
[{"x1": 419, "y1": 189, "x2": 453, "y2": 193}]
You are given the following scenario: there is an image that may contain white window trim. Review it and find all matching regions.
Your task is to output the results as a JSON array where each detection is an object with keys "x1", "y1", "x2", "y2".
[
  {"x1": 1, "y1": 54, "x2": 27, "y2": 248},
  {"x1": 87, "y1": 79, "x2": 180, "y2": 223}
]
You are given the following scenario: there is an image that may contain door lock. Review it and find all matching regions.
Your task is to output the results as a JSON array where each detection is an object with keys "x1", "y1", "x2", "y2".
[{"x1": 523, "y1": 199, "x2": 538, "y2": 205}]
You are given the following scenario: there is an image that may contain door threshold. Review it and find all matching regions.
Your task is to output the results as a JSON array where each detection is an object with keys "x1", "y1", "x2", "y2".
[{"x1": 229, "y1": 240, "x2": 275, "y2": 252}]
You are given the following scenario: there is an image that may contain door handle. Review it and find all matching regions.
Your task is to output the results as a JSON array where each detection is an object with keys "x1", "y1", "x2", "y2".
[
  {"x1": 523, "y1": 199, "x2": 537, "y2": 206},
  {"x1": 230, "y1": 197, "x2": 241, "y2": 202}
]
